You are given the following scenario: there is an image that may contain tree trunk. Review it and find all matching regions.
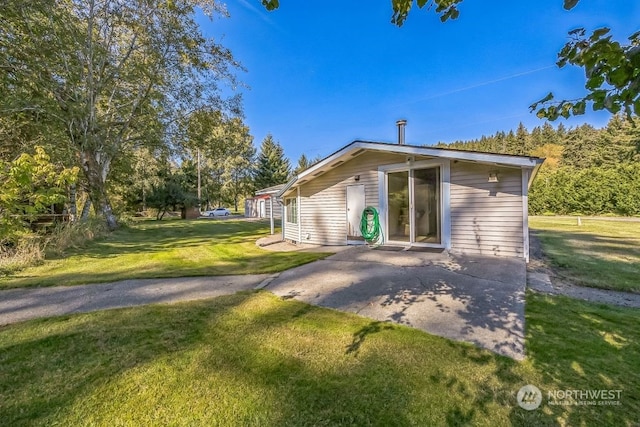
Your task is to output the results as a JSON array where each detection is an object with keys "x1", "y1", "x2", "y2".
[
  {"x1": 80, "y1": 150, "x2": 118, "y2": 230},
  {"x1": 142, "y1": 184, "x2": 146, "y2": 212},
  {"x1": 80, "y1": 198, "x2": 92, "y2": 221},
  {"x1": 92, "y1": 188, "x2": 118, "y2": 230}
]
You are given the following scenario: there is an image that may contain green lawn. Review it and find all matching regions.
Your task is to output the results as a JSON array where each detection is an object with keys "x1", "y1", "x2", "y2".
[
  {"x1": 0, "y1": 219, "x2": 328, "y2": 289},
  {"x1": 529, "y1": 217, "x2": 640, "y2": 293},
  {"x1": 0, "y1": 291, "x2": 637, "y2": 426}
]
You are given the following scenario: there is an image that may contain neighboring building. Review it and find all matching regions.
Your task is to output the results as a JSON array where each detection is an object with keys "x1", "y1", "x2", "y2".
[
  {"x1": 245, "y1": 184, "x2": 284, "y2": 235},
  {"x1": 245, "y1": 184, "x2": 284, "y2": 219},
  {"x1": 275, "y1": 139, "x2": 544, "y2": 261}
]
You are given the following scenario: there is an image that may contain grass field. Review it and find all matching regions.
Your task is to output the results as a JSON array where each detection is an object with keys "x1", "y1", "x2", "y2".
[
  {"x1": 0, "y1": 219, "x2": 328, "y2": 289},
  {"x1": 0, "y1": 291, "x2": 637, "y2": 426},
  {"x1": 529, "y1": 217, "x2": 640, "y2": 293},
  {"x1": 1, "y1": 216, "x2": 638, "y2": 425}
]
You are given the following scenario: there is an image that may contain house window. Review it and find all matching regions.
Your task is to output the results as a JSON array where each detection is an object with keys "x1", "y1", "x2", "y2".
[{"x1": 286, "y1": 198, "x2": 297, "y2": 224}]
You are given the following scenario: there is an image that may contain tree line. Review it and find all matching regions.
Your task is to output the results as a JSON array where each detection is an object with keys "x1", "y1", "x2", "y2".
[
  {"x1": 437, "y1": 115, "x2": 640, "y2": 215},
  {"x1": 128, "y1": 129, "x2": 304, "y2": 220}
]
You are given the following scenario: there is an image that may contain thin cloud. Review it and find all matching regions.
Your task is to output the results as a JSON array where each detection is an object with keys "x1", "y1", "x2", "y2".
[
  {"x1": 398, "y1": 65, "x2": 556, "y2": 107},
  {"x1": 237, "y1": 0, "x2": 285, "y2": 33}
]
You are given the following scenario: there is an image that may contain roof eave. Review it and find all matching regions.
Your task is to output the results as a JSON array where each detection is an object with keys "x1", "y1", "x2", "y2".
[
  {"x1": 276, "y1": 176, "x2": 298, "y2": 198},
  {"x1": 278, "y1": 140, "x2": 545, "y2": 194}
]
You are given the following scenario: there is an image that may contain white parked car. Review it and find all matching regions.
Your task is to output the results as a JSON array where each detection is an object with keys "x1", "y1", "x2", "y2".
[{"x1": 202, "y1": 207, "x2": 230, "y2": 217}]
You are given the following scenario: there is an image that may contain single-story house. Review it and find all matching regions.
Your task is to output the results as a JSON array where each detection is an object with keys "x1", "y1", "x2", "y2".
[{"x1": 276, "y1": 139, "x2": 544, "y2": 262}]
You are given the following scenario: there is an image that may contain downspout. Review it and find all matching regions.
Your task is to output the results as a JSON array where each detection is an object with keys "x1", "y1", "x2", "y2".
[
  {"x1": 279, "y1": 198, "x2": 285, "y2": 241},
  {"x1": 282, "y1": 197, "x2": 286, "y2": 240},
  {"x1": 522, "y1": 168, "x2": 531, "y2": 263},
  {"x1": 297, "y1": 186, "x2": 302, "y2": 243}
]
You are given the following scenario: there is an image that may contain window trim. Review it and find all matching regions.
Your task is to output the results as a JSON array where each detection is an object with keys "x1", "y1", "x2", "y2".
[{"x1": 285, "y1": 197, "x2": 298, "y2": 224}]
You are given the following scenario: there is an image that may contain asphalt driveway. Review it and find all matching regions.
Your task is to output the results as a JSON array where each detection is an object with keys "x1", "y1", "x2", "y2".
[
  {"x1": 266, "y1": 246, "x2": 526, "y2": 360},
  {"x1": 0, "y1": 275, "x2": 269, "y2": 326}
]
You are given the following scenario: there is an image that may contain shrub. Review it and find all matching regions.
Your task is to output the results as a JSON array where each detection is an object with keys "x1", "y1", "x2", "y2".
[
  {"x1": 529, "y1": 164, "x2": 640, "y2": 216},
  {"x1": 44, "y1": 219, "x2": 109, "y2": 256},
  {"x1": 0, "y1": 235, "x2": 44, "y2": 275},
  {"x1": 0, "y1": 219, "x2": 108, "y2": 275}
]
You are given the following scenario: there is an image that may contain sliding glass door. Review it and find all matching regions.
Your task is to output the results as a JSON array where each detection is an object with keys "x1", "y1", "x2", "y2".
[
  {"x1": 386, "y1": 167, "x2": 441, "y2": 245},
  {"x1": 413, "y1": 167, "x2": 440, "y2": 244},
  {"x1": 387, "y1": 171, "x2": 410, "y2": 242}
]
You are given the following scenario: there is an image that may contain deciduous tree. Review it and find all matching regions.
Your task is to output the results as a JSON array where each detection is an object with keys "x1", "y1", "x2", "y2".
[
  {"x1": 1, "y1": 0, "x2": 241, "y2": 229},
  {"x1": 0, "y1": 147, "x2": 78, "y2": 246},
  {"x1": 221, "y1": 118, "x2": 256, "y2": 211}
]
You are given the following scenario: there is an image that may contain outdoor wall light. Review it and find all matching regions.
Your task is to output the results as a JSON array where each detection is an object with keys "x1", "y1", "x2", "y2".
[
  {"x1": 488, "y1": 171, "x2": 499, "y2": 183},
  {"x1": 354, "y1": 175, "x2": 360, "y2": 182}
]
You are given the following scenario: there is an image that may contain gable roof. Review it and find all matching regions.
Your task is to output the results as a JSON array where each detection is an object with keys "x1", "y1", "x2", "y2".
[
  {"x1": 277, "y1": 140, "x2": 544, "y2": 197},
  {"x1": 255, "y1": 184, "x2": 285, "y2": 196}
]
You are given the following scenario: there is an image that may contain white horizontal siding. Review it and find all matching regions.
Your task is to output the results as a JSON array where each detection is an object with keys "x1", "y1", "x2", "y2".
[
  {"x1": 291, "y1": 153, "x2": 527, "y2": 259},
  {"x1": 244, "y1": 199, "x2": 257, "y2": 218},
  {"x1": 450, "y1": 162, "x2": 524, "y2": 258},
  {"x1": 298, "y1": 152, "x2": 409, "y2": 245},
  {"x1": 450, "y1": 227, "x2": 522, "y2": 237},
  {"x1": 284, "y1": 225, "x2": 297, "y2": 241}
]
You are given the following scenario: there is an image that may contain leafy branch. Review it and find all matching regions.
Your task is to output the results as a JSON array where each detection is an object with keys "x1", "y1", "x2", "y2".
[{"x1": 530, "y1": 28, "x2": 640, "y2": 120}]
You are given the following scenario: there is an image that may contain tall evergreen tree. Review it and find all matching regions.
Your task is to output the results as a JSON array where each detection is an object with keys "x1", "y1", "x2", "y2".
[
  {"x1": 561, "y1": 124, "x2": 603, "y2": 168},
  {"x1": 514, "y1": 122, "x2": 530, "y2": 155},
  {"x1": 294, "y1": 154, "x2": 310, "y2": 175},
  {"x1": 540, "y1": 122, "x2": 560, "y2": 148},
  {"x1": 602, "y1": 114, "x2": 640, "y2": 164},
  {"x1": 254, "y1": 134, "x2": 291, "y2": 189},
  {"x1": 293, "y1": 153, "x2": 322, "y2": 175}
]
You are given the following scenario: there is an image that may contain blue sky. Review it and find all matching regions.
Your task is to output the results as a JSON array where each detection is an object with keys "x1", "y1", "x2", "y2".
[{"x1": 204, "y1": 0, "x2": 638, "y2": 163}]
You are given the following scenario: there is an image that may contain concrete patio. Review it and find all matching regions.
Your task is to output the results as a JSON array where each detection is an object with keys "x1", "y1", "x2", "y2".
[{"x1": 265, "y1": 246, "x2": 526, "y2": 360}]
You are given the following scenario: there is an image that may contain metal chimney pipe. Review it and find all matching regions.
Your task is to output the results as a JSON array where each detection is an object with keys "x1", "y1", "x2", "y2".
[{"x1": 396, "y1": 119, "x2": 407, "y2": 145}]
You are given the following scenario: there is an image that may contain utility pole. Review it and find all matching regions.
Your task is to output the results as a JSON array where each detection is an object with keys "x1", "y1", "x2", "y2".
[{"x1": 197, "y1": 148, "x2": 202, "y2": 209}]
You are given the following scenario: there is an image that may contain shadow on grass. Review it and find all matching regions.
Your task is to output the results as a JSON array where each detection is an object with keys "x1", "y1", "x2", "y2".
[
  {"x1": 1, "y1": 292, "x2": 638, "y2": 425},
  {"x1": 345, "y1": 320, "x2": 395, "y2": 355},
  {"x1": 514, "y1": 292, "x2": 640, "y2": 426},
  {"x1": 532, "y1": 228, "x2": 640, "y2": 292},
  {"x1": 0, "y1": 292, "x2": 477, "y2": 425}
]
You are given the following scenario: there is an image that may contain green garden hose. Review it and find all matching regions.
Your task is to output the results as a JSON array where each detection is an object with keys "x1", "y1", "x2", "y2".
[{"x1": 360, "y1": 206, "x2": 383, "y2": 245}]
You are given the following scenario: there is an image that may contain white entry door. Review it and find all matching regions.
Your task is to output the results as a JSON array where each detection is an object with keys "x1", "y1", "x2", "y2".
[
  {"x1": 346, "y1": 184, "x2": 365, "y2": 244},
  {"x1": 259, "y1": 200, "x2": 266, "y2": 218}
]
